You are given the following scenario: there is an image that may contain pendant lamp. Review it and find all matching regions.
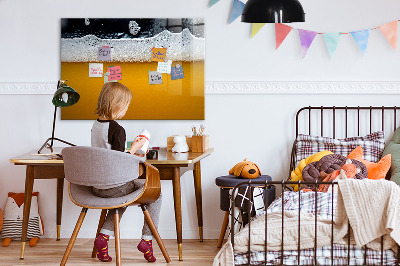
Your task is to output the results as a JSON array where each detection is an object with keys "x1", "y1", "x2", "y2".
[
  {"x1": 241, "y1": 0, "x2": 305, "y2": 23},
  {"x1": 38, "y1": 80, "x2": 80, "y2": 154}
]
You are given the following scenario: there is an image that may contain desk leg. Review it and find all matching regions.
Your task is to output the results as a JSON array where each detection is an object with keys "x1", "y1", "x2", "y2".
[
  {"x1": 56, "y1": 178, "x2": 64, "y2": 241},
  {"x1": 20, "y1": 165, "x2": 35, "y2": 259},
  {"x1": 172, "y1": 167, "x2": 183, "y2": 261},
  {"x1": 193, "y1": 161, "x2": 203, "y2": 242}
]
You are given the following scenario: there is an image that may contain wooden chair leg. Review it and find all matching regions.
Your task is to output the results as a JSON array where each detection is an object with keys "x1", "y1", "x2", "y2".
[
  {"x1": 60, "y1": 208, "x2": 88, "y2": 266},
  {"x1": 91, "y1": 209, "x2": 108, "y2": 258},
  {"x1": 141, "y1": 205, "x2": 171, "y2": 263},
  {"x1": 114, "y1": 210, "x2": 121, "y2": 266},
  {"x1": 217, "y1": 211, "x2": 230, "y2": 248}
]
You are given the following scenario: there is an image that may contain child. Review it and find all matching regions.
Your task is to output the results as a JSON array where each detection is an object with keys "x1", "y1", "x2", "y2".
[{"x1": 91, "y1": 82, "x2": 162, "y2": 263}]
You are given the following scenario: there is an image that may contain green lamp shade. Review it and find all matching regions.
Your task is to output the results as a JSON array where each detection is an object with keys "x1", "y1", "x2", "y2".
[{"x1": 52, "y1": 83, "x2": 80, "y2": 107}]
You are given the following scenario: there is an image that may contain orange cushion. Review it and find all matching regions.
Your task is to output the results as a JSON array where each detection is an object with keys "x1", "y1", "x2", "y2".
[{"x1": 347, "y1": 146, "x2": 391, "y2": 180}]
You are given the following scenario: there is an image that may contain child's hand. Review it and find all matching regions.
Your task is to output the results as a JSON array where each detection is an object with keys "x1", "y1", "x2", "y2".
[{"x1": 128, "y1": 137, "x2": 147, "y2": 155}]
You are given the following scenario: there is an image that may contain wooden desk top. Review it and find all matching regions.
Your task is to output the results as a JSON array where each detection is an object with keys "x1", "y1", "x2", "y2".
[
  {"x1": 146, "y1": 148, "x2": 213, "y2": 165},
  {"x1": 10, "y1": 147, "x2": 214, "y2": 166}
]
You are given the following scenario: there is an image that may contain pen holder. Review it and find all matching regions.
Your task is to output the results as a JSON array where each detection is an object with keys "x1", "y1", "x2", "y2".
[{"x1": 191, "y1": 135, "x2": 209, "y2": 153}]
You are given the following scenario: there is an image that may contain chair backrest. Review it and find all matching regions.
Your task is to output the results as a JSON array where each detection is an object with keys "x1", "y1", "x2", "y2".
[{"x1": 62, "y1": 146, "x2": 145, "y2": 187}]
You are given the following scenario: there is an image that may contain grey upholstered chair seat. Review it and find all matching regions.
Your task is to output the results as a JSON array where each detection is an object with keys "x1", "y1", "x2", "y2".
[{"x1": 69, "y1": 180, "x2": 145, "y2": 208}]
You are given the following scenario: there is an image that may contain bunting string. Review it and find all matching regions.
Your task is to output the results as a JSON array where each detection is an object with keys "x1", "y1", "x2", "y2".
[
  {"x1": 285, "y1": 20, "x2": 400, "y2": 35},
  {"x1": 209, "y1": 0, "x2": 399, "y2": 58}
]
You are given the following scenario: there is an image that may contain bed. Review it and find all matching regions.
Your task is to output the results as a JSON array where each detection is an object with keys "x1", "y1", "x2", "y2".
[{"x1": 214, "y1": 106, "x2": 400, "y2": 266}]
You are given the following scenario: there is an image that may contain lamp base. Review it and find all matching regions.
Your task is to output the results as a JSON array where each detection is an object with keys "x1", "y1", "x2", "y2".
[{"x1": 38, "y1": 137, "x2": 76, "y2": 154}]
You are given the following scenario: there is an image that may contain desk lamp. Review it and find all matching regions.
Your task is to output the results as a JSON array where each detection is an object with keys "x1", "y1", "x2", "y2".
[
  {"x1": 38, "y1": 80, "x2": 80, "y2": 154},
  {"x1": 241, "y1": 0, "x2": 305, "y2": 23}
]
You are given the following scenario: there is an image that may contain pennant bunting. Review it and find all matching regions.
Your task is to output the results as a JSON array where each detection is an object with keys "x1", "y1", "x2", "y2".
[
  {"x1": 209, "y1": 0, "x2": 220, "y2": 7},
  {"x1": 251, "y1": 23, "x2": 266, "y2": 38},
  {"x1": 378, "y1": 21, "x2": 398, "y2": 50},
  {"x1": 275, "y1": 23, "x2": 293, "y2": 49},
  {"x1": 298, "y1": 29, "x2": 317, "y2": 58},
  {"x1": 323, "y1": 33, "x2": 341, "y2": 58},
  {"x1": 229, "y1": 0, "x2": 245, "y2": 24},
  {"x1": 351, "y1": 29, "x2": 370, "y2": 55}
]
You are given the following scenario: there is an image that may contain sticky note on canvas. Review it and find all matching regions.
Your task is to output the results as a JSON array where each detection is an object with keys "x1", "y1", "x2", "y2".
[
  {"x1": 89, "y1": 63, "x2": 103, "y2": 77},
  {"x1": 151, "y1": 47, "x2": 167, "y2": 62},
  {"x1": 107, "y1": 66, "x2": 122, "y2": 81},
  {"x1": 157, "y1": 60, "x2": 172, "y2": 74},
  {"x1": 171, "y1": 64, "x2": 184, "y2": 80},
  {"x1": 104, "y1": 72, "x2": 117, "y2": 84},
  {"x1": 149, "y1": 71, "x2": 162, "y2": 85},
  {"x1": 98, "y1": 46, "x2": 111, "y2": 61}
]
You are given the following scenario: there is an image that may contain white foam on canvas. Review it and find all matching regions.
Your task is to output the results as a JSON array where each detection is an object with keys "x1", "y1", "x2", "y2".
[{"x1": 61, "y1": 29, "x2": 205, "y2": 62}]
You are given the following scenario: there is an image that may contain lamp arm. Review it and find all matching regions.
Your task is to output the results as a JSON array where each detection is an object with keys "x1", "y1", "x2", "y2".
[
  {"x1": 50, "y1": 105, "x2": 57, "y2": 148},
  {"x1": 37, "y1": 105, "x2": 75, "y2": 154}
]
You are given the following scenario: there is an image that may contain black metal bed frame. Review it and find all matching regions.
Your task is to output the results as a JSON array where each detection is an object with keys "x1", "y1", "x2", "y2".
[{"x1": 230, "y1": 106, "x2": 400, "y2": 266}]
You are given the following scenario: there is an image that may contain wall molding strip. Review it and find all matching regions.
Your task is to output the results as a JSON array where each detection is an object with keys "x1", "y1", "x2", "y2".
[{"x1": 0, "y1": 81, "x2": 399, "y2": 95}]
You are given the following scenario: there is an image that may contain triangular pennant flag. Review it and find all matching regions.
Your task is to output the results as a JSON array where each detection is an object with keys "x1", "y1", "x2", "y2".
[
  {"x1": 275, "y1": 23, "x2": 293, "y2": 49},
  {"x1": 323, "y1": 33, "x2": 341, "y2": 58},
  {"x1": 229, "y1": 0, "x2": 245, "y2": 24},
  {"x1": 209, "y1": 0, "x2": 220, "y2": 7},
  {"x1": 378, "y1": 21, "x2": 398, "y2": 50},
  {"x1": 298, "y1": 29, "x2": 317, "y2": 58},
  {"x1": 251, "y1": 23, "x2": 266, "y2": 38},
  {"x1": 351, "y1": 29, "x2": 370, "y2": 55}
]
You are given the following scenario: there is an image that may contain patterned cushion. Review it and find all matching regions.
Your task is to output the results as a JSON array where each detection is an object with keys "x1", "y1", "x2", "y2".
[{"x1": 295, "y1": 131, "x2": 385, "y2": 166}]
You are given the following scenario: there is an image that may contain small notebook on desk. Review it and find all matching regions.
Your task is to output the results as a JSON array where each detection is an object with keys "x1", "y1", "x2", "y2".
[{"x1": 31, "y1": 153, "x2": 63, "y2": 159}]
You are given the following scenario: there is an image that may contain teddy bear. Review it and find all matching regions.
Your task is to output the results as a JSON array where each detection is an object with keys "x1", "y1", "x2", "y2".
[
  {"x1": 229, "y1": 159, "x2": 261, "y2": 179},
  {"x1": 1, "y1": 192, "x2": 44, "y2": 247},
  {"x1": 172, "y1": 135, "x2": 189, "y2": 153}
]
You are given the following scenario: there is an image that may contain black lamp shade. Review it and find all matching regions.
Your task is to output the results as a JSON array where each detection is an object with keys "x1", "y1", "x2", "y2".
[
  {"x1": 52, "y1": 83, "x2": 80, "y2": 108},
  {"x1": 241, "y1": 0, "x2": 305, "y2": 23}
]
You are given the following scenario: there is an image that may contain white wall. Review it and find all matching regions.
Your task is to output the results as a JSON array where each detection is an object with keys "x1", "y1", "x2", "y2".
[{"x1": 1, "y1": 0, "x2": 400, "y2": 240}]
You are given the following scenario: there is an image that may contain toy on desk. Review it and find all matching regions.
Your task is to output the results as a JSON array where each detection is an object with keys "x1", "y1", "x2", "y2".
[
  {"x1": 135, "y1": 129, "x2": 150, "y2": 155},
  {"x1": 1, "y1": 192, "x2": 44, "y2": 247},
  {"x1": 172, "y1": 135, "x2": 189, "y2": 153},
  {"x1": 229, "y1": 159, "x2": 261, "y2": 179}
]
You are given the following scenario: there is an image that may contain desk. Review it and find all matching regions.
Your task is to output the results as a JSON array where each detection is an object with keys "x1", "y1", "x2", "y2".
[{"x1": 10, "y1": 147, "x2": 213, "y2": 261}]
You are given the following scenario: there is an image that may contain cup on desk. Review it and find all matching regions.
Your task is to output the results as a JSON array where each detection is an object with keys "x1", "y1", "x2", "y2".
[{"x1": 146, "y1": 150, "x2": 158, "y2": 160}]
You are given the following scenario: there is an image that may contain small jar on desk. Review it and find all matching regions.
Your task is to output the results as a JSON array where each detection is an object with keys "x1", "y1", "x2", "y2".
[{"x1": 215, "y1": 175, "x2": 275, "y2": 248}]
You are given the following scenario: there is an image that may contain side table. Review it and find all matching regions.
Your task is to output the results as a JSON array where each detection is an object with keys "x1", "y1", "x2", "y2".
[{"x1": 215, "y1": 175, "x2": 275, "y2": 248}]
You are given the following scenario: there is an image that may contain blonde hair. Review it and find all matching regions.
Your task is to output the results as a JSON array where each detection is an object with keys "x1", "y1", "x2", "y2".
[{"x1": 95, "y1": 82, "x2": 133, "y2": 120}]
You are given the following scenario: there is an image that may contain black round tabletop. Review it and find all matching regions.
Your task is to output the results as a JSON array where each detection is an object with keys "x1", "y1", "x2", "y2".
[{"x1": 215, "y1": 175, "x2": 272, "y2": 188}]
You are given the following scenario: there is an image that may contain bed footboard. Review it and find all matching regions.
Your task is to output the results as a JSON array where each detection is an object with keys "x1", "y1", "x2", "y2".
[{"x1": 230, "y1": 180, "x2": 400, "y2": 266}]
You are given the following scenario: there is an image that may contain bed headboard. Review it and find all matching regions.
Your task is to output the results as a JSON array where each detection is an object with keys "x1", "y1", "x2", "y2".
[{"x1": 290, "y1": 106, "x2": 400, "y2": 179}]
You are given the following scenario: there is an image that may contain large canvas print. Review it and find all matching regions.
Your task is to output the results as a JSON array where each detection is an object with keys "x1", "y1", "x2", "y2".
[{"x1": 61, "y1": 18, "x2": 205, "y2": 120}]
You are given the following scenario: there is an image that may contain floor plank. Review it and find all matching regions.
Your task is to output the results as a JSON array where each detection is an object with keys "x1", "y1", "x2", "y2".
[{"x1": 0, "y1": 239, "x2": 221, "y2": 265}]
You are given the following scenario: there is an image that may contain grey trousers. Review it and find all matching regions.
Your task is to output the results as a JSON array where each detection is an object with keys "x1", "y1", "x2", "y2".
[{"x1": 92, "y1": 180, "x2": 162, "y2": 240}]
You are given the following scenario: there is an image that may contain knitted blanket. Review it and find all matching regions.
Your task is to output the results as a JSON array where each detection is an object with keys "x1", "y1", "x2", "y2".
[
  {"x1": 213, "y1": 211, "x2": 341, "y2": 266},
  {"x1": 214, "y1": 179, "x2": 400, "y2": 266},
  {"x1": 335, "y1": 178, "x2": 399, "y2": 251}
]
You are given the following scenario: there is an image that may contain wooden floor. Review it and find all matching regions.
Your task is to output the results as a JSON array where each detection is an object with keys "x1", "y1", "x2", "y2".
[{"x1": 0, "y1": 239, "x2": 221, "y2": 265}]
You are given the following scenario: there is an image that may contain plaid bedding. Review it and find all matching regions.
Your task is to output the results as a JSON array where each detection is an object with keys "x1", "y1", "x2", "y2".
[
  {"x1": 294, "y1": 131, "x2": 385, "y2": 166},
  {"x1": 234, "y1": 191, "x2": 397, "y2": 265},
  {"x1": 234, "y1": 244, "x2": 397, "y2": 265}
]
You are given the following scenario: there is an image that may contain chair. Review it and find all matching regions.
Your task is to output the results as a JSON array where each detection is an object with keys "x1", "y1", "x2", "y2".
[{"x1": 60, "y1": 146, "x2": 171, "y2": 265}]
